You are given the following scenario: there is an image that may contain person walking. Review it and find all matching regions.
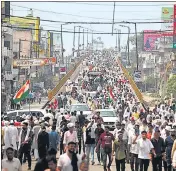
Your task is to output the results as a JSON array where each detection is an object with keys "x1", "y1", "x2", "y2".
[
  {"x1": 2, "y1": 147, "x2": 22, "y2": 171},
  {"x1": 133, "y1": 130, "x2": 155, "y2": 171},
  {"x1": 151, "y1": 129, "x2": 165, "y2": 171},
  {"x1": 85, "y1": 120, "x2": 96, "y2": 165},
  {"x1": 95, "y1": 123, "x2": 104, "y2": 165},
  {"x1": 49, "y1": 125, "x2": 60, "y2": 151},
  {"x1": 75, "y1": 122, "x2": 83, "y2": 154},
  {"x1": 32, "y1": 120, "x2": 41, "y2": 160},
  {"x1": 96, "y1": 126, "x2": 115, "y2": 171},
  {"x1": 112, "y1": 131, "x2": 127, "y2": 171},
  {"x1": 37, "y1": 125, "x2": 49, "y2": 159},
  {"x1": 18, "y1": 122, "x2": 33, "y2": 170}
]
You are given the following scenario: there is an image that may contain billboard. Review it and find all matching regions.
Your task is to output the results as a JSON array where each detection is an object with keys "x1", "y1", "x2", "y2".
[
  {"x1": 173, "y1": 5, "x2": 176, "y2": 48},
  {"x1": 13, "y1": 57, "x2": 56, "y2": 68},
  {"x1": 143, "y1": 30, "x2": 161, "y2": 51},
  {"x1": 3, "y1": 16, "x2": 40, "y2": 42},
  {"x1": 134, "y1": 70, "x2": 142, "y2": 82}
]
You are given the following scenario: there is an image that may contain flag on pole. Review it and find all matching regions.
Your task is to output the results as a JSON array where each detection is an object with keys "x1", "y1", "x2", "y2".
[
  {"x1": 108, "y1": 87, "x2": 115, "y2": 103},
  {"x1": 13, "y1": 80, "x2": 30, "y2": 103}
]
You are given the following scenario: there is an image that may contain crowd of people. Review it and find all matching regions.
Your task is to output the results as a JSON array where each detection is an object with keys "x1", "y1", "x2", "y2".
[{"x1": 1, "y1": 55, "x2": 176, "y2": 171}]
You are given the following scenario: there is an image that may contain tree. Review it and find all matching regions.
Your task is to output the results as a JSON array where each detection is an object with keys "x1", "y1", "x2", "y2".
[
  {"x1": 129, "y1": 32, "x2": 144, "y2": 52},
  {"x1": 166, "y1": 75, "x2": 176, "y2": 98}
]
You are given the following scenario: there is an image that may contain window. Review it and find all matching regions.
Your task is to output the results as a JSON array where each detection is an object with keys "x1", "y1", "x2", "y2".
[{"x1": 7, "y1": 112, "x2": 17, "y2": 120}]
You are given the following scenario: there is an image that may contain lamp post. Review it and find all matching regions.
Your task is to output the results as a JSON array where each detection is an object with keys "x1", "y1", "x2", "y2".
[
  {"x1": 114, "y1": 28, "x2": 121, "y2": 52},
  {"x1": 119, "y1": 25, "x2": 131, "y2": 65}
]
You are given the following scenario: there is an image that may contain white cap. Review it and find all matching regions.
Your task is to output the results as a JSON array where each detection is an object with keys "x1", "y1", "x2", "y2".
[
  {"x1": 22, "y1": 114, "x2": 26, "y2": 119},
  {"x1": 122, "y1": 120, "x2": 126, "y2": 125},
  {"x1": 4, "y1": 121, "x2": 10, "y2": 126},
  {"x1": 165, "y1": 126, "x2": 171, "y2": 131},
  {"x1": 67, "y1": 123, "x2": 74, "y2": 128},
  {"x1": 34, "y1": 120, "x2": 39, "y2": 125}
]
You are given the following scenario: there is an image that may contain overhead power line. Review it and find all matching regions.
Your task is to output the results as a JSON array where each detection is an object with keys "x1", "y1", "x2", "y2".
[
  {"x1": 2, "y1": 25, "x2": 173, "y2": 35},
  {"x1": 11, "y1": 4, "x2": 168, "y2": 21},
  {"x1": 58, "y1": 2, "x2": 175, "y2": 7},
  {"x1": 2, "y1": 14, "x2": 172, "y2": 24}
]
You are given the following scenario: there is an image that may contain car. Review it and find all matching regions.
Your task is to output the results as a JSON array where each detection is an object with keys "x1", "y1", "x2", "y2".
[
  {"x1": 6, "y1": 109, "x2": 47, "y2": 120},
  {"x1": 69, "y1": 103, "x2": 92, "y2": 120},
  {"x1": 95, "y1": 109, "x2": 117, "y2": 130}
]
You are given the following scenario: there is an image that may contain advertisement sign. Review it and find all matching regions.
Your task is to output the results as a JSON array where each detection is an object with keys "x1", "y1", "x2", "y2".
[
  {"x1": 173, "y1": 5, "x2": 176, "y2": 48},
  {"x1": 60, "y1": 64, "x2": 66, "y2": 74},
  {"x1": 3, "y1": 16, "x2": 40, "y2": 42},
  {"x1": 134, "y1": 70, "x2": 142, "y2": 82},
  {"x1": 143, "y1": 30, "x2": 161, "y2": 51},
  {"x1": 13, "y1": 57, "x2": 56, "y2": 67}
]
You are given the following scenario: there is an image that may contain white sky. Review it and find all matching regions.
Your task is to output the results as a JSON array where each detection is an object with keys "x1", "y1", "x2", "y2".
[{"x1": 11, "y1": 1, "x2": 175, "y2": 55}]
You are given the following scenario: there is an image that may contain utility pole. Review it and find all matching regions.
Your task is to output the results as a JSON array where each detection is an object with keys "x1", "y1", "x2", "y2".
[
  {"x1": 87, "y1": 29, "x2": 88, "y2": 47},
  {"x1": 73, "y1": 26, "x2": 76, "y2": 57},
  {"x1": 127, "y1": 27, "x2": 130, "y2": 65},
  {"x1": 92, "y1": 31, "x2": 93, "y2": 51},
  {"x1": 135, "y1": 23, "x2": 139, "y2": 70},
  {"x1": 115, "y1": 29, "x2": 117, "y2": 50},
  {"x1": 112, "y1": 2, "x2": 116, "y2": 35},
  {"x1": 118, "y1": 29, "x2": 121, "y2": 52},
  {"x1": 61, "y1": 24, "x2": 64, "y2": 64},
  {"x1": 78, "y1": 26, "x2": 81, "y2": 57},
  {"x1": 83, "y1": 29, "x2": 84, "y2": 50}
]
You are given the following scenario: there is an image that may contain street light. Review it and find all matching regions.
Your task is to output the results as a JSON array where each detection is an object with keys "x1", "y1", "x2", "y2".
[
  {"x1": 119, "y1": 25, "x2": 131, "y2": 65},
  {"x1": 123, "y1": 21, "x2": 138, "y2": 70},
  {"x1": 114, "y1": 28, "x2": 121, "y2": 52}
]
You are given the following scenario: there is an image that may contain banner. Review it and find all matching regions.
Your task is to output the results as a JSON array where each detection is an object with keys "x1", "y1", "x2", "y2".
[
  {"x1": 60, "y1": 65, "x2": 66, "y2": 74},
  {"x1": 173, "y1": 5, "x2": 176, "y2": 48},
  {"x1": 13, "y1": 57, "x2": 56, "y2": 67},
  {"x1": 134, "y1": 70, "x2": 142, "y2": 82},
  {"x1": 143, "y1": 30, "x2": 161, "y2": 51}
]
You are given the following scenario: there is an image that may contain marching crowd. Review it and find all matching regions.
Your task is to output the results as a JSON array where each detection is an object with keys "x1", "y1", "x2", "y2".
[{"x1": 1, "y1": 55, "x2": 176, "y2": 171}]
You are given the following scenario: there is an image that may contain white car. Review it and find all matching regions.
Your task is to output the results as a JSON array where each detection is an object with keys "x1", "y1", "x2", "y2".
[
  {"x1": 69, "y1": 103, "x2": 92, "y2": 120},
  {"x1": 6, "y1": 109, "x2": 47, "y2": 120},
  {"x1": 95, "y1": 109, "x2": 117, "y2": 130}
]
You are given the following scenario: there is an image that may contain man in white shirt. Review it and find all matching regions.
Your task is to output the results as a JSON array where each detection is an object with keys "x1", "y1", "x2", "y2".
[
  {"x1": 128, "y1": 123, "x2": 140, "y2": 171},
  {"x1": 70, "y1": 112, "x2": 77, "y2": 125},
  {"x1": 2, "y1": 147, "x2": 22, "y2": 171},
  {"x1": 63, "y1": 123, "x2": 79, "y2": 152},
  {"x1": 57, "y1": 141, "x2": 87, "y2": 171},
  {"x1": 133, "y1": 130, "x2": 155, "y2": 171}
]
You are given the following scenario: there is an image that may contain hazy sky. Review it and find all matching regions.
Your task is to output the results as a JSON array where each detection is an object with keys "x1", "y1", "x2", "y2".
[{"x1": 11, "y1": 1, "x2": 175, "y2": 55}]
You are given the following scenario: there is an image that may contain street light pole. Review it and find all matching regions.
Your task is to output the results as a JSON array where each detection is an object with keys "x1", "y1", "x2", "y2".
[
  {"x1": 73, "y1": 26, "x2": 76, "y2": 57},
  {"x1": 118, "y1": 29, "x2": 121, "y2": 52},
  {"x1": 83, "y1": 29, "x2": 84, "y2": 50},
  {"x1": 61, "y1": 24, "x2": 64, "y2": 64},
  {"x1": 87, "y1": 29, "x2": 88, "y2": 47},
  {"x1": 78, "y1": 26, "x2": 81, "y2": 57},
  {"x1": 135, "y1": 23, "x2": 139, "y2": 70}
]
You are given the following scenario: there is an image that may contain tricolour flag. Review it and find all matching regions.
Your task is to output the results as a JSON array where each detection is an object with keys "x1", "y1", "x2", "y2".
[
  {"x1": 13, "y1": 80, "x2": 30, "y2": 103},
  {"x1": 108, "y1": 87, "x2": 115, "y2": 103}
]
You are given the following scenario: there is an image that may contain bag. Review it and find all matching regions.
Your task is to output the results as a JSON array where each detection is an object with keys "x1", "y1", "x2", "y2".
[{"x1": 104, "y1": 145, "x2": 112, "y2": 154}]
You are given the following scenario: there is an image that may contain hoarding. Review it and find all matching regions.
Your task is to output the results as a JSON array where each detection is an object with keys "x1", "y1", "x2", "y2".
[
  {"x1": 143, "y1": 30, "x2": 161, "y2": 51},
  {"x1": 60, "y1": 64, "x2": 66, "y2": 74},
  {"x1": 13, "y1": 57, "x2": 56, "y2": 67},
  {"x1": 3, "y1": 16, "x2": 40, "y2": 42},
  {"x1": 134, "y1": 70, "x2": 142, "y2": 82},
  {"x1": 173, "y1": 5, "x2": 176, "y2": 48}
]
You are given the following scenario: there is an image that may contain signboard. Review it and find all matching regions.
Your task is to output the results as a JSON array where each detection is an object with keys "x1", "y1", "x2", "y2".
[
  {"x1": 161, "y1": 7, "x2": 173, "y2": 48},
  {"x1": 134, "y1": 70, "x2": 142, "y2": 82},
  {"x1": 143, "y1": 30, "x2": 161, "y2": 51},
  {"x1": 13, "y1": 57, "x2": 56, "y2": 67},
  {"x1": 173, "y1": 5, "x2": 176, "y2": 48},
  {"x1": 60, "y1": 65, "x2": 66, "y2": 74}
]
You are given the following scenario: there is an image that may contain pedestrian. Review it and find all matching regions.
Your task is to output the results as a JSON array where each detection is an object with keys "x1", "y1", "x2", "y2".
[
  {"x1": 18, "y1": 121, "x2": 33, "y2": 170},
  {"x1": 128, "y1": 123, "x2": 140, "y2": 171},
  {"x1": 85, "y1": 120, "x2": 96, "y2": 165},
  {"x1": 57, "y1": 141, "x2": 88, "y2": 171},
  {"x1": 96, "y1": 126, "x2": 115, "y2": 171},
  {"x1": 34, "y1": 148, "x2": 57, "y2": 171},
  {"x1": 63, "y1": 123, "x2": 79, "y2": 152},
  {"x1": 2, "y1": 146, "x2": 22, "y2": 171},
  {"x1": 70, "y1": 112, "x2": 77, "y2": 125},
  {"x1": 49, "y1": 125, "x2": 60, "y2": 151},
  {"x1": 75, "y1": 122, "x2": 83, "y2": 154},
  {"x1": 78, "y1": 111, "x2": 86, "y2": 127},
  {"x1": 172, "y1": 140, "x2": 176, "y2": 170},
  {"x1": 133, "y1": 130, "x2": 155, "y2": 171},
  {"x1": 4, "y1": 120, "x2": 18, "y2": 158},
  {"x1": 37, "y1": 125, "x2": 49, "y2": 159},
  {"x1": 32, "y1": 120, "x2": 41, "y2": 160},
  {"x1": 95, "y1": 123, "x2": 104, "y2": 165},
  {"x1": 112, "y1": 131, "x2": 127, "y2": 171},
  {"x1": 45, "y1": 156, "x2": 58, "y2": 171},
  {"x1": 151, "y1": 129, "x2": 165, "y2": 171}
]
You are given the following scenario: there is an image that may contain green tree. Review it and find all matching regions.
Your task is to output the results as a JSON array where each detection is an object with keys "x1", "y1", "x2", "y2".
[{"x1": 166, "y1": 75, "x2": 176, "y2": 97}]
